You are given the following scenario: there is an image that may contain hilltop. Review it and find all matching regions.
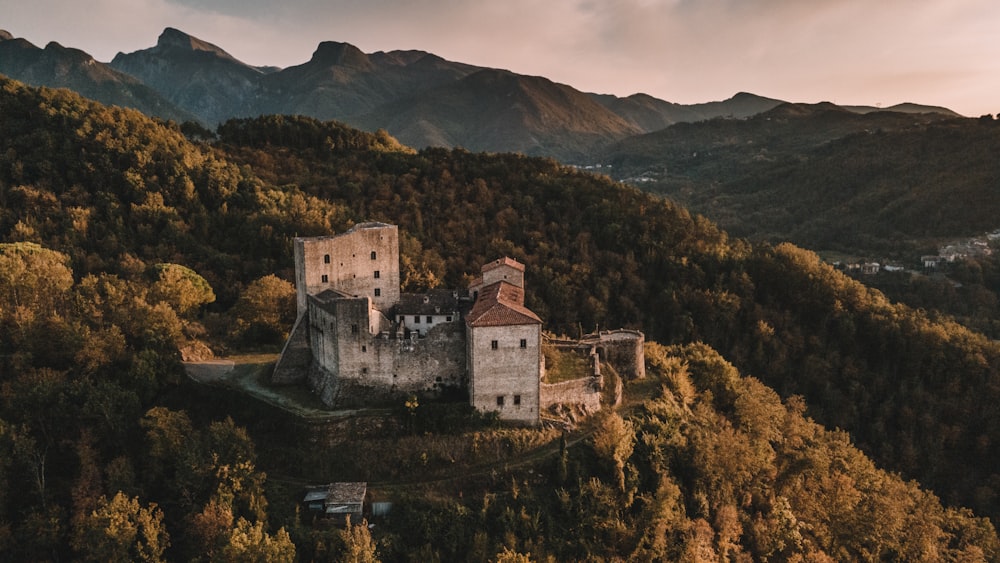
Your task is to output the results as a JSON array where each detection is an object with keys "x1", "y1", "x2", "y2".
[{"x1": 1, "y1": 78, "x2": 1000, "y2": 559}]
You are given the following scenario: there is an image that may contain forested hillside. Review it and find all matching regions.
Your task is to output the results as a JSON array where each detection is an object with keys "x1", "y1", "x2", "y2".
[
  {"x1": 1, "y1": 76, "x2": 1000, "y2": 560},
  {"x1": 603, "y1": 103, "x2": 998, "y2": 258}
]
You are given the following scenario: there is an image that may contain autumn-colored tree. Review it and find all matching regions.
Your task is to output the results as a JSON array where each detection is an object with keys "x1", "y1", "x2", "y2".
[
  {"x1": 148, "y1": 263, "x2": 216, "y2": 317},
  {"x1": 338, "y1": 515, "x2": 379, "y2": 563},
  {"x1": 592, "y1": 412, "x2": 636, "y2": 492},
  {"x1": 73, "y1": 491, "x2": 169, "y2": 563},
  {"x1": 229, "y1": 274, "x2": 296, "y2": 345},
  {"x1": 218, "y1": 517, "x2": 295, "y2": 563}
]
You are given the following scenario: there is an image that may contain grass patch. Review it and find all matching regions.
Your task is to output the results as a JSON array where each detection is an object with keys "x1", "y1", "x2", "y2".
[{"x1": 542, "y1": 344, "x2": 592, "y2": 383}]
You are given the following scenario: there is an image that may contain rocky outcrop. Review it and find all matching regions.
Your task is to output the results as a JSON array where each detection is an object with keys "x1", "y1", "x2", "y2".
[
  {"x1": 0, "y1": 33, "x2": 196, "y2": 122},
  {"x1": 110, "y1": 28, "x2": 265, "y2": 124}
]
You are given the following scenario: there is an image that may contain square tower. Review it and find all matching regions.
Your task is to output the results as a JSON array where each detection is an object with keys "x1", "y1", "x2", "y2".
[
  {"x1": 466, "y1": 279, "x2": 542, "y2": 425},
  {"x1": 294, "y1": 223, "x2": 400, "y2": 315}
]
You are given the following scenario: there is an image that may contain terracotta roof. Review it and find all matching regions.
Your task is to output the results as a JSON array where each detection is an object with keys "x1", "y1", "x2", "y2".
[
  {"x1": 466, "y1": 281, "x2": 541, "y2": 327},
  {"x1": 482, "y1": 256, "x2": 525, "y2": 273}
]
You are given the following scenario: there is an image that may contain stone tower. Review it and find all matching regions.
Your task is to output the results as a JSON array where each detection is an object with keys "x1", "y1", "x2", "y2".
[
  {"x1": 466, "y1": 258, "x2": 542, "y2": 425},
  {"x1": 293, "y1": 222, "x2": 400, "y2": 314}
]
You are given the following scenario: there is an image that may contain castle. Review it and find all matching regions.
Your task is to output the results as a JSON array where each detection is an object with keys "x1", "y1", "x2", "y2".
[{"x1": 273, "y1": 222, "x2": 644, "y2": 425}]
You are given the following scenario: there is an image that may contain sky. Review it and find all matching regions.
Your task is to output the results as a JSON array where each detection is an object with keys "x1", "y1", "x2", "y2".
[{"x1": 3, "y1": 0, "x2": 998, "y2": 117}]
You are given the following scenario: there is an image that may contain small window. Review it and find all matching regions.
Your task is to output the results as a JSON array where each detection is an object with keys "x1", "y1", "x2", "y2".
[
  {"x1": 513, "y1": 395, "x2": 521, "y2": 406},
  {"x1": 426, "y1": 316, "x2": 433, "y2": 324},
  {"x1": 361, "y1": 345, "x2": 367, "y2": 353},
  {"x1": 361, "y1": 367, "x2": 368, "y2": 375},
  {"x1": 496, "y1": 395, "x2": 504, "y2": 407},
  {"x1": 374, "y1": 270, "x2": 380, "y2": 279},
  {"x1": 446, "y1": 316, "x2": 453, "y2": 322},
  {"x1": 491, "y1": 340, "x2": 499, "y2": 350},
  {"x1": 321, "y1": 274, "x2": 329, "y2": 283},
  {"x1": 324, "y1": 254, "x2": 330, "y2": 264},
  {"x1": 398, "y1": 315, "x2": 404, "y2": 322},
  {"x1": 414, "y1": 316, "x2": 420, "y2": 324},
  {"x1": 520, "y1": 339, "x2": 527, "y2": 348},
  {"x1": 371, "y1": 251, "x2": 377, "y2": 260},
  {"x1": 374, "y1": 288, "x2": 381, "y2": 297},
  {"x1": 351, "y1": 324, "x2": 359, "y2": 334}
]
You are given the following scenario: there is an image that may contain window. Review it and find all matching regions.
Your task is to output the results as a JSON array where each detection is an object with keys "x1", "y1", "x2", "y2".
[
  {"x1": 374, "y1": 288, "x2": 381, "y2": 297},
  {"x1": 520, "y1": 339, "x2": 527, "y2": 348},
  {"x1": 446, "y1": 316, "x2": 453, "y2": 322},
  {"x1": 321, "y1": 274, "x2": 329, "y2": 283},
  {"x1": 361, "y1": 367, "x2": 368, "y2": 375},
  {"x1": 414, "y1": 316, "x2": 420, "y2": 324},
  {"x1": 496, "y1": 396, "x2": 504, "y2": 407},
  {"x1": 370, "y1": 251, "x2": 377, "y2": 260},
  {"x1": 513, "y1": 395, "x2": 521, "y2": 406},
  {"x1": 426, "y1": 316, "x2": 433, "y2": 324},
  {"x1": 361, "y1": 345, "x2": 367, "y2": 353},
  {"x1": 491, "y1": 340, "x2": 499, "y2": 350},
  {"x1": 324, "y1": 254, "x2": 330, "y2": 264},
  {"x1": 351, "y1": 324, "x2": 359, "y2": 334},
  {"x1": 374, "y1": 270, "x2": 380, "y2": 279}
]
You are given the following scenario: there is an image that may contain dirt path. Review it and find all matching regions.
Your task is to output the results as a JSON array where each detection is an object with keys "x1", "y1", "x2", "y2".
[{"x1": 183, "y1": 356, "x2": 391, "y2": 420}]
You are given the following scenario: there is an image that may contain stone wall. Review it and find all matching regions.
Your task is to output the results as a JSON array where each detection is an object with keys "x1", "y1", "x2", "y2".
[
  {"x1": 310, "y1": 320, "x2": 467, "y2": 407},
  {"x1": 272, "y1": 316, "x2": 311, "y2": 385},
  {"x1": 541, "y1": 376, "x2": 602, "y2": 413},
  {"x1": 585, "y1": 330, "x2": 645, "y2": 380}
]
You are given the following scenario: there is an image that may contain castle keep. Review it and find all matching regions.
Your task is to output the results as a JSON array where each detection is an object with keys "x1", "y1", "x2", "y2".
[{"x1": 274, "y1": 222, "x2": 644, "y2": 425}]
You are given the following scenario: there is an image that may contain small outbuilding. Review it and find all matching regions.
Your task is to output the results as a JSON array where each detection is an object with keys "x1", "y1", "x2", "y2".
[{"x1": 303, "y1": 482, "x2": 367, "y2": 523}]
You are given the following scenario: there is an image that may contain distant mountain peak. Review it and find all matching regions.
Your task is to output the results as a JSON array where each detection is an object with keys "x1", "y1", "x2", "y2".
[
  {"x1": 309, "y1": 41, "x2": 371, "y2": 68},
  {"x1": 155, "y1": 27, "x2": 234, "y2": 59},
  {"x1": 0, "y1": 30, "x2": 13, "y2": 41},
  {"x1": 43, "y1": 41, "x2": 95, "y2": 62}
]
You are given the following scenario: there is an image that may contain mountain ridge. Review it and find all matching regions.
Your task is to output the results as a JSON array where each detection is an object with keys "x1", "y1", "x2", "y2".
[
  {"x1": 0, "y1": 31, "x2": 197, "y2": 123},
  {"x1": 0, "y1": 27, "x2": 962, "y2": 162}
]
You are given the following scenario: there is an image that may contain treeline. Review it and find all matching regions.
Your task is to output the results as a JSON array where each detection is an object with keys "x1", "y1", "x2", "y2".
[
  {"x1": 2, "y1": 76, "x2": 1000, "y2": 557},
  {"x1": 362, "y1": 342, "x2": 997, "y2": 561}
]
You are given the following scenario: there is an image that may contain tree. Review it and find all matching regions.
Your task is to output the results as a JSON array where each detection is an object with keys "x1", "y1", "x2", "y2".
[
  {"x1": 494, "y1": 546, "x2": 534, "y2": 562},
  {"x1": 73, "y1": 491, "x2": 169, "y2": 563},
  {"x1": 219, "y1": 517, "x2": 295, "y2": 563},
  {"x1": 592, "y1": 412, "x2": 636, "y2": 492},
  {"x1": 148, "y1": 263, "x2": 216, "y2": 317},
  {"x1": 229, "y1": 275, "x2": 296, "y2": 345},
  {"x1": 0, "y1": 242, "x2": 73, "y2": 315},
  {"x1": 339, "y1": 515, "x2": 379, "y2": 563}
]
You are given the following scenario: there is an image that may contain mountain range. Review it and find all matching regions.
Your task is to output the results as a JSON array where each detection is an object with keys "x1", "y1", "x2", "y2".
[{"x1": 0, "y1": 27, "x2": 956, "y2": 162}]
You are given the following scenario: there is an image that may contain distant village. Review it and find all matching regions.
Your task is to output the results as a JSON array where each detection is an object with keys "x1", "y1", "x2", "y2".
[{"x1": 837, "y1": 230, "x2": 999, "y2": 277}]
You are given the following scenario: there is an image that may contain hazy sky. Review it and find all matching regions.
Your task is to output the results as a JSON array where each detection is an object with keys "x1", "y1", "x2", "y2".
[{"x1": 3, "y1": 0, "x2": 998, "y2": 116}]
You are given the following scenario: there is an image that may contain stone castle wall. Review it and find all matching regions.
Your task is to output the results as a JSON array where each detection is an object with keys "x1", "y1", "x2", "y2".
[
  {"x1": 541, "y1": 376, "x2": 602, "y2": 412},
  {"x1": 309, "y1": 320, "x2": 467, "y2": 407},
  {"x1": 585, "y1": 330, "x2": 645, "y2": 380}
]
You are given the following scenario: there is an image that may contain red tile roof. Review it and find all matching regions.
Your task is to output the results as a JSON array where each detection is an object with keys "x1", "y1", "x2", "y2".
[{"x1": 466, "y1": 281, "x2": 541, "y2": 327}]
